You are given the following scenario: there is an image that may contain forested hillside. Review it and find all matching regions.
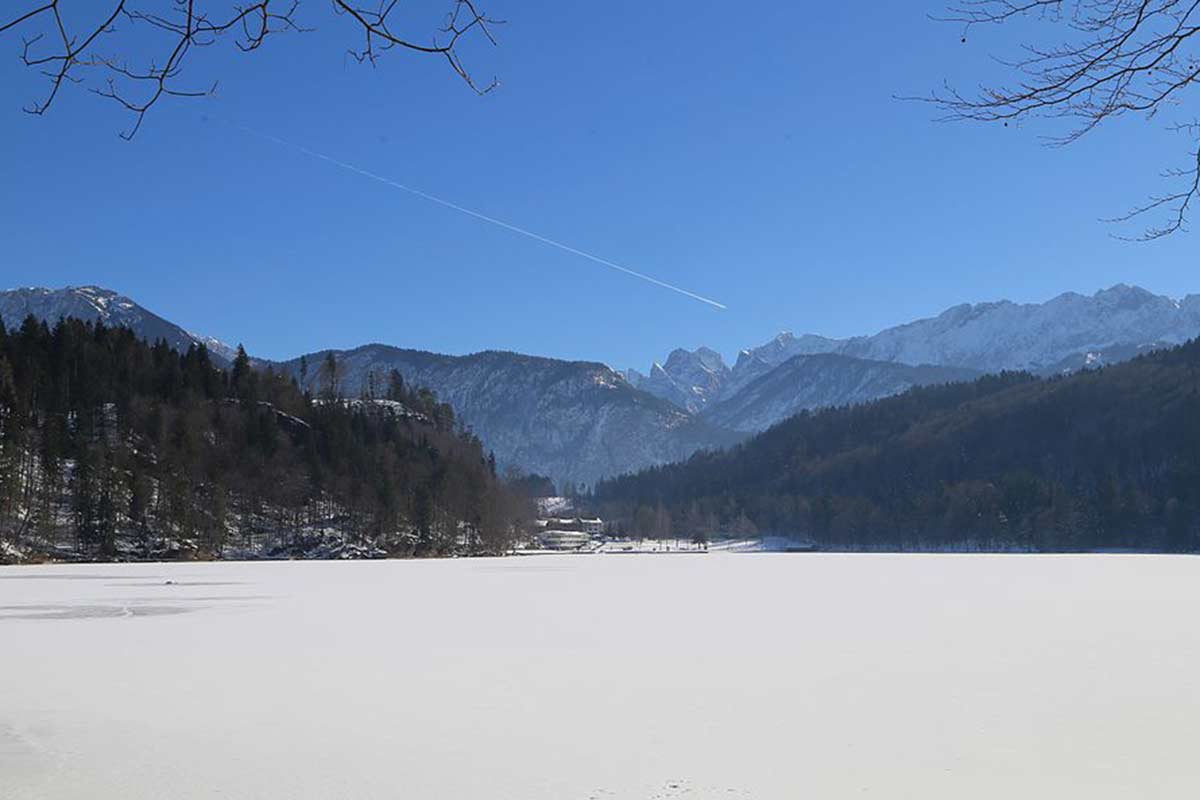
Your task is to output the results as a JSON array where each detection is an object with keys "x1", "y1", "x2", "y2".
[
  {"x1": 596, "y1": 340, "x2": 1200, "y2": 553},
  {"x1": 0, "y1": 317, "x2": 530, "y2": 563},
  {"x1": 278, "y1": 344, "x2": 743, "y2": 487}
]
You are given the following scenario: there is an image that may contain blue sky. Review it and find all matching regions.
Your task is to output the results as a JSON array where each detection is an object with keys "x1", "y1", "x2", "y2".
[{"x1": 0, "y1": 2, "x2": 1194, "y2": 370}]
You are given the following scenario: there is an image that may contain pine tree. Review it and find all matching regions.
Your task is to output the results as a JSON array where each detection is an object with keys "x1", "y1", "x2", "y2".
[
  {"x1": 0, "y1": 315, "x2": 525, "y2": 561},
  {"x1": 231, "y1": 344, "x2": 253, "y2": 400},
  {"x1": 320, "y1": 351, "x2": 342, "y2": 401},
  {"x1": 387, "y1": 369, "x2": 405, "y2": 402}
]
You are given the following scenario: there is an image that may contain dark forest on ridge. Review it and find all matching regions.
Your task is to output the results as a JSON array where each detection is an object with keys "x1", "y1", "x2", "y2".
[
  {"x1": 596, "y1": 341, "x2": 1200, "y2": 553},
  {"x1": 3, "y1": 315, "x2": 1200, "y2": 561},
  {"x1": 0, "y1": 316, "x2": 531, "y2": 562}
]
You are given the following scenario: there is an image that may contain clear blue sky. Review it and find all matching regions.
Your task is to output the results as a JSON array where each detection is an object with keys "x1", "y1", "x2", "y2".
[{"x1": 0, "y1": 2, "x2": 1194, "y2": 370}]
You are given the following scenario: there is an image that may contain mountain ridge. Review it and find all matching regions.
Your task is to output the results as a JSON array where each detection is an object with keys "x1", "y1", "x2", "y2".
[
  {"x1": 11, "y1": 282, "x2": 1199, "y2": 486},
  {"x1": 277, "y1": 343, "x2": 743, "y2": 488},
  {"x1": 701, "y1": 353, "x2": 981, "y2": 433},
  {"x1": 630, "y1": 284, "x2": 1200, "y2": 414},
  {"x1": 0, "y1": 285, "x2": 237, "y2": 365},
  {"x1": 596, "y1": 338, "x2": 1200, "y2": 552}
]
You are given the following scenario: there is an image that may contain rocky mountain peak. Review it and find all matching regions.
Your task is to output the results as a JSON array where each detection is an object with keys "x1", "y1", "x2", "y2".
[{"x1": 0, "y1": 285, "x2": 237, "y2": 364}]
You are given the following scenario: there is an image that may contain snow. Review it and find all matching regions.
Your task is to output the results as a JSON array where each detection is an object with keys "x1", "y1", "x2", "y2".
[
  {"x1": 640, "y1": 285, "x2": 1200, "y2": 414},
  {"x1": 635, "y1": 349, "x2": 732, "y2": 412},
  {"x1": 808, "y1": 283, "x2": 1200, "y2": 372},
  {"x1": 596, "y1": 538, "x2": 708, "y2": 553},
  {"x1": 2, "y1": 555, "x2": 1198, "y2": 799},
  {"x1": 535, "y1": 496, "x2": 573, "y2": 516},
  {"x1": 0, "y1": 287, "x2": 236, "y2": 366},
  {"x1": 0, "y1": 540, "x2": 26, "y2": 564}
]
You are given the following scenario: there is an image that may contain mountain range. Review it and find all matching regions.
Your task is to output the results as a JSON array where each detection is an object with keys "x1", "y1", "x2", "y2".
[
  {"x1": 700, "y1": 354, "x2": 980, "y2": 433},
  {"x1": 276, "y1": 345, "x2": 741, "y2": 488},
  {"x1": 629, "y1": 284, "x2": 1200, "y2": 406},
  {"x1": 4, "y1": 283, "x2": 1198, "y2": 486},
  {"x1": 0, "y1": 286, "x2": 237, "y2": 365},
  {"x1": 597, "y1": 338, "x2": 1200, "y2": 553}
]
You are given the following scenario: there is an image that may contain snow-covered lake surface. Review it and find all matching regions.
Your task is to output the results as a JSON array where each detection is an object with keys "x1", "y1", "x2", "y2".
[{"x1": 2, "y1": 554, "x2": 1198, "y2": 799}]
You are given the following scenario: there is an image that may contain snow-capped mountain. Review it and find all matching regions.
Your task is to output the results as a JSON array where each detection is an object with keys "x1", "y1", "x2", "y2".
[
  {"x1": 629, "y1": 336, "x2": 840, "y2": 410},
  {"x1": 702, "y1": 354, "x2": 979, "y2": 433},
  {"x1": 626, "y1": 347, "x2": 730, "y2": 412},
  {"x1": 627, "y1": 337, "x2": 983, "y2": 434},
  {"x1": 0, "y1": 286, "x2": 237, "y2": 365},
  {"x1": 632, "y1": 284, "x2": 1199, "y2": 436},
  {"x1": 13, "y1": 282, "x2": 1197, "y2": 484},
  {"x1": 723, "y1": 332, "x2": 843, "y2": 400},
  {"x1": 779, "y1": 284, "x2": 1200, "y2": 374},
  {"x1": 280, "y1": 345, "x2": 742, "y2": 487}
]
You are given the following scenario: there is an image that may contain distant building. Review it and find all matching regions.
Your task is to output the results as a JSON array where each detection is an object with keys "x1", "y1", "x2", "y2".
[
  {"x1": 530, "y1": 513, "x2": 604, "y2": 549},
  {"x1": 579, "y1": 518, "x2": 603, "y2": 535},
  {"x1": 540, "y1": 516, "x2": 604, "y2": 534},
  {"x1": 538, "y1": 529, "x2": 593, "y2": 551}
]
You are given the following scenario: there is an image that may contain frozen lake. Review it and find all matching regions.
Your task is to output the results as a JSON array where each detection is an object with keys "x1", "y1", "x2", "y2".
[{"x1": 2, "y1": 554, "x2": 1198, "y2": 799}]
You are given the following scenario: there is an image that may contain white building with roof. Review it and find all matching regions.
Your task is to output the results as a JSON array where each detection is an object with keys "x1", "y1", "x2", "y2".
[{"x1": 537, "y1": 529, "x2": 593, "y2": 551}]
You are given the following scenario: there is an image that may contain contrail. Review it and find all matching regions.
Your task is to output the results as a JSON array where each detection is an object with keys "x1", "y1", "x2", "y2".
[{"x1": 227, "y1": 122, "x2": 727, "y2": 310}]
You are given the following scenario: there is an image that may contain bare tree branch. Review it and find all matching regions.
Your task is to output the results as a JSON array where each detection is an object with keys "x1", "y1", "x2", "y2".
[
  {"x1": 0, "y1": 1, "x2": 501, "y2": 139},
  {"x1": 1104, "y1": 121, "x2": 1200, "y2": 237},
  {"x1": 331, "y1": 0, "x2": 501, "y2": 93},
  {"x1": 916, "y1": 0, "x2": 1200, "y2": 239}
]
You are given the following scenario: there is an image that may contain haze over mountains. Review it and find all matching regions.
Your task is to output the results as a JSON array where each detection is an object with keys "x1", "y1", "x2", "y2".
[{"x1": 4, "y1": 283, "x2": 1198, "y2": 486}]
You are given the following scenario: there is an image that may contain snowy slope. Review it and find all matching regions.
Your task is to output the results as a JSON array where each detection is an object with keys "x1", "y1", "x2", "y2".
[
  {"x1": 703, "y1": 353, "x2": 980, "y2": 433},
  {"x1": 722, "y1": 333, "x2": 843, "y2": 400},
  {"x1": 631, "y1": 337, "x2": 841, "y2": 408},
  {"x1": 627, "y1": 347, "x2": 731, "y2": 412},
  {"x1": 0, "y1": 286, "x2": 237, "y2": 365},
  {"x1": 634, "y1": 283, "x2": 1199, "y2": 437},
  {"x1": 759, "y1": 284, "x2": 1200, "y2": 374}
]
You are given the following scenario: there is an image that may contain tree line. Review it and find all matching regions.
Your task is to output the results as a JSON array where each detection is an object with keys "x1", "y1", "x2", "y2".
[
  {"x1": 595, "y1": 340, "x2": 1200, "y2": 553},
  {"x1": 0, "y1": 316, "x2": 533, "y2": 562}
]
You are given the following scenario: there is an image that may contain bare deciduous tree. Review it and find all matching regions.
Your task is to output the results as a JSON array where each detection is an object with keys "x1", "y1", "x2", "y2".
[
  {"x1": 0, "y1": 1, "x2": 501, "y2": 139},
  {"x1": 924, "y1": 0, "x2": 1200, "y2": 239}
]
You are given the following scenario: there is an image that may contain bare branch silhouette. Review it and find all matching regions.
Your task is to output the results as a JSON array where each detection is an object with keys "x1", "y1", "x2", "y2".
[
  {"x1": 917, "y1": 0, "x2": 1200, "y2": 239},
  {"x1": 1, "y1": 1, "x2": 501, "y2": 139},
  {"x1": 331, "y1": 1, "x2": 500, "y2": 93}
]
